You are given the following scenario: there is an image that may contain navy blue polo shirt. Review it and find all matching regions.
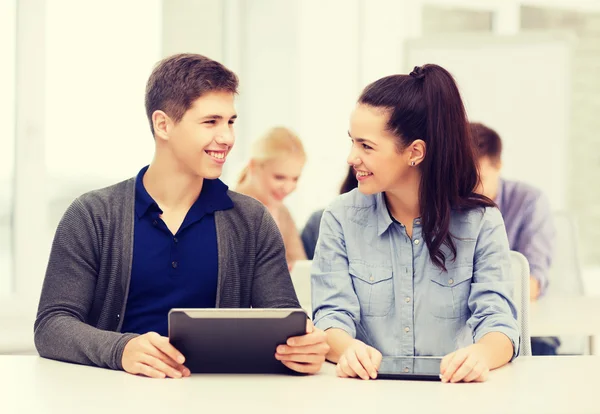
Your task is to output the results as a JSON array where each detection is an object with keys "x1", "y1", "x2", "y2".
[{"x1": 121, "y1": 166, "x2": 233, "y2": 337}]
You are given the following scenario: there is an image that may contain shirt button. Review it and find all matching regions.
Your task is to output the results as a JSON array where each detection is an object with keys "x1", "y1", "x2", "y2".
[
  {"x1": 404, "y1": 367, "x2": 410, "y2": 373},
  {"x1": 414, "y1": 239, "x2": 420, "y2": 245},
  {"x1": 405, "y1": 297, "x2": 411, "y2": 303},
  {"x1": 116, "y1": 314, "x2": 120, "y2": 320},
  {"x1": 404, "y1": 326, "x2": 410, "y2": 333},
  {"x1": 172, "y1": 261, "x2": 178, "y2": 269},
  {"x1": 448, "y1": 278, "x2": 454, "y2": 285},
  {"x1": 369, "y1": 276, "x2": 375, "y2": 282},
  {"x1": 415, "y1": 220, "x2": 421, "y2": 225},
  {"x1": 173, "y1": 237, "x2": 178, "y2": 243}
]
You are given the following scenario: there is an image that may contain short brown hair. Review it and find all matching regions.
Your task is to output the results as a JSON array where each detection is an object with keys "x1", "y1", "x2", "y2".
[
  {"x1": 145, "y1": 53, "x2": 239, "y2": 135},
  {"x1": 470, "y1": 122, "x2": 502, "y2": 164}
]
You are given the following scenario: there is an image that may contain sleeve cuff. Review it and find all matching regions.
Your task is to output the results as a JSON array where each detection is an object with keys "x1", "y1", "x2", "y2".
[{"x1": 314, "y1": 313, "x2": 356, "y2": 339}]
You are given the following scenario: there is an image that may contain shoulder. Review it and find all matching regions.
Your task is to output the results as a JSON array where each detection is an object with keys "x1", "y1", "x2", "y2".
[
  {"x1": 306, "y1": 209, "x2": 325, "y2": 226},
  {"x1": 501, "y1": 178, "x2": 543, "y2": 204},
  {"x1": 450, "y1": 206, "x2": 505, "y2": 238},
  {"x1": 326, "y1": 188, "x2": 377, "y2": 217},
  {"x1": 72, "y1": 178, "x2": 134, "y2": 217},
  {"x1": 223, "y1": 190, "x2": 269, "y2": 222}
]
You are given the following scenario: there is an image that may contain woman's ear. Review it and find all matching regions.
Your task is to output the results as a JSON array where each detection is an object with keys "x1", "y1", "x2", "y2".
[{"x1": 408, "y1": 139, "x2": 426, "y2": 166}]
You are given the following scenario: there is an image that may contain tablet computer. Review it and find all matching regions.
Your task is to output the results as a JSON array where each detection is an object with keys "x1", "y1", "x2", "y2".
[
  {"x1": 377, "y1": 357, "x2": 443, "y2": 381},
  {"x1": 168, "y1": 308, "x2": 307, "y2": 374}
]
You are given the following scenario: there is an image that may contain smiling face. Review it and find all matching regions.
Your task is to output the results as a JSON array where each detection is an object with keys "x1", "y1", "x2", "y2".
[
  {"x1": 253, "y1": 155, "x2": 305, "y2": 206},
  {"x1": 347, "y1": 104, "x2": 413, "y2": 195},
  {"x1": 154, "y1": 91, "x2": 237, "y2": 179}
]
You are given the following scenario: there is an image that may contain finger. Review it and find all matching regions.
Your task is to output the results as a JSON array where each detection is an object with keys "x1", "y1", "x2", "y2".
[
  {"x1": 368, "y1": 347, "x2": 383, "y2": 371},
  {"x1": 148, "y1": 334, "x2": 186, "y2": 365},
  {"x1": 355, "y1": 345, "x2": 377, "y2": 379},
  {"x1": 287, "y1": 329, "x2": 326, "y2": 347},
  {"x1": 441, "y1": 350, "x2": 468, "y2": 382},
  {"x1": 141, "y1": 354, "x2": 183, "y2": 379},
  {"x1": 450, "y1": 355, "x2": 477, "y2": 383},
  {"x1": 440, "y1": 352, "x2": 455, "y2": 376},
  {"x1": 144, "y1": 345, "x2": 186, "y2": 372},
  {"x1": 474, "y1": 367, "x2": 489, "y2": 383},
  {"x1": 276, "y1": 342, "x2": 329, "y2": 356},
  {"x1": 135, "y1": 362, "x2": 166, "y2": 379},
  {"x1": 275, "y1": 352, "x2": 325, "y2": 364},
  {"x1": 281, "y1": 361, "x2": 320, "y2": 374},
  {"x1": 336, "y1": 364, "x2": 349, "y2": 378},
  {"x1": 462, "y1": 361, "x2": 484, "y2": 383},
  {"x1": 339, "y1": 358, "x2": 357, "y2": 378},
  {"x1": 345, "y1": 349, "x2": 371, "y2": 380}
]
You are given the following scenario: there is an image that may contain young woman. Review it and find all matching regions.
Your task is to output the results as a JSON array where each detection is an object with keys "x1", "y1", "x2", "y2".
[
  {"x1": 311, "y1": 65, "x2": 519, "y2": 383},
  {"x1": 236, "y1": 126, "x2": 307, "y2": 268}
]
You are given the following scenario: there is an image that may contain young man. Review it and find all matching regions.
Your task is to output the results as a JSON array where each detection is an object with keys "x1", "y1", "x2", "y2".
[
  {"x1": 471, "y1": 122, "x2": 558, "y2": 355},
  {"x1": 34, "y1": 54, "x2": 329, "y2": 378}
]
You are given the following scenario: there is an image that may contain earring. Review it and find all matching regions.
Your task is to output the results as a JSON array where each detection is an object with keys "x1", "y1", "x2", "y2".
[{"x1": 410, "y1": 161, "x2": 416, "y2": 166}]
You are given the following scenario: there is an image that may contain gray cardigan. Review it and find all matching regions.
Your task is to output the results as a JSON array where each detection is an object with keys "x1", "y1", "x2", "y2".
[{"x1": 34, "y1": 177, "x2": 300, "y2": 370}]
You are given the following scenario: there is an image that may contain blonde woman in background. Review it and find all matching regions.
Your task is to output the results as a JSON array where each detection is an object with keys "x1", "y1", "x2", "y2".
[{"x1": 236, "y1": 127, "x2": 307, "y2": 268}]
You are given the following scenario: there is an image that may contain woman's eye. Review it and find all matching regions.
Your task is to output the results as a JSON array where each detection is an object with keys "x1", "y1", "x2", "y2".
[
  {"x1": 362, "y1": 143, "x2": 372, "y2": 150},
  {"x1": 205, "y1": 120, "x2": 216, "y2": 125}
]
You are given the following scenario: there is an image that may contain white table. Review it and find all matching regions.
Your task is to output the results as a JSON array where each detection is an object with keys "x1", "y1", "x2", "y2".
[
  {"x1": 1, "y1": 356, "x2": 599, "y2": 414},
  {"x1": 530, "y1": 295, "x2": 600, "y2": 354}
]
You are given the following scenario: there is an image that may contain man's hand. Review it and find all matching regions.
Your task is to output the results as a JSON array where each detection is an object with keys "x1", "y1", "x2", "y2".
[
  {"x1": 336, "y1": 339, "x2": 382, "y2": 380},
  {"x1": 530, "y1": 276, "x2": 541, "y2": 301},
  {"x1": 122, "y1": 332, "x2": 190, "y2": 379},
  {"x1": 440, "y1": 343, "x2": 490, "y2": 383},
  {"x1": 275, "y1": 319, "x2": 329, "y2": 374}
]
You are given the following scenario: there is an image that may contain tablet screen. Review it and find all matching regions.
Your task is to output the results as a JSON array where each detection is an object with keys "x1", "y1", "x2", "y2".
[{"x1": 378, "y1": 357, "x2": 442, "y2": 379}]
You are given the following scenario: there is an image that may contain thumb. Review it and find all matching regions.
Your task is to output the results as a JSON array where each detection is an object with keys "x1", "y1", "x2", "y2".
[{"x1": 305, "y1": 318, "x2": 314, "y2": 334}]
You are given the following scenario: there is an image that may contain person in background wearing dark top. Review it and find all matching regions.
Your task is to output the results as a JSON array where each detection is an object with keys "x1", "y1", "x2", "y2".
[
  {"x1": 471, "y1": 122, "x2": 558, "y2": 355},
  {"x1": 301, "y1": 165, "x2": 358, "y2": 259},
  {"x1": 34, "y1": 54, "x2": 329, "y2": 379}
]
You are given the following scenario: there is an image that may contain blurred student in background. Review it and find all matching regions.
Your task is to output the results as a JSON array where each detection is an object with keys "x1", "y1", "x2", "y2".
[
  {"x1": 301, "y1": 165, "x2": 358, "y2": 259},
  {"x1": 471, "y1": 122, "x2": 558, "y2": 355},
  {"x1": 311, "y1": 64, "x2": 519, "y2": 383},
  {"x1": 236, "y1": 127, "x2": 307, "y2": 268}
]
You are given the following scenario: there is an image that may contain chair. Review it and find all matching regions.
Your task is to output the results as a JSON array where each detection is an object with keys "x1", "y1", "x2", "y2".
[
  {"x1": 546, "y1": 211, "x2": 587, "y2": 354},
  {"x1": 290, "y1": 260, "x2": 313, "y2": 314},
  {"x1": 510, "y1": 250, "x2": 532, "y2": 356}
]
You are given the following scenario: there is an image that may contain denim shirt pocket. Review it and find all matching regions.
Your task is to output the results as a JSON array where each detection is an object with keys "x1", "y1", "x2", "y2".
[
  {"x1": 428, "y1": 262, "x2": 473, "y2": 319},
  {"x1": 349, "y1": 261, "x2": 394, "y2": 317}
]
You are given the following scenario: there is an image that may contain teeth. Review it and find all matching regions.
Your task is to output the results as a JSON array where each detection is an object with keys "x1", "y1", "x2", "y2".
[
  {"x1": 207, "y1": 151, "x2": 225, "y2": 159},
  {"x1": 357, "y1": 171, "x2": 372, "y2": 177}
]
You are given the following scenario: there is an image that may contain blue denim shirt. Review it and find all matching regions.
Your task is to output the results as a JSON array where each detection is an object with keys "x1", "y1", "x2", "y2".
[{"x1": 311, "y1": 189, "x2": 519, "y2": 358}]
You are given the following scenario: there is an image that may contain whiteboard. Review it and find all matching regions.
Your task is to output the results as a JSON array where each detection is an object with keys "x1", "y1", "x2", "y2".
[{"x1": 405, "y1": 33, "x2": 573, "y2": 211}]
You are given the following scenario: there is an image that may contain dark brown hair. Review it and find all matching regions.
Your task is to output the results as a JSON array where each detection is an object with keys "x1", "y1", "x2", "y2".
[
  {"x1": 470, "y1": 122, "x2": 503, "y2": 165},
  {"x1": 145, "y1": 53, "x2": 239, "y2": 135},
  {"x1": 340, "y1": 165, "x2": 358, "y2": 194},
  {"x1": 358, "y1": 64, "x2": 495, "y2": 270}
]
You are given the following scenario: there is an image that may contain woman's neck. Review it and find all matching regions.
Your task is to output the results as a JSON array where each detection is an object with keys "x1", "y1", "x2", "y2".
[{"x1": 384, "y1": 174, "x2": 421, "y2": 230}]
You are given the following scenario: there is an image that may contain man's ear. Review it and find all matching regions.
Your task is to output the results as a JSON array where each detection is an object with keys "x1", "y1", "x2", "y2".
[{"x1": 152, "y1": 110, "x2": 171, "y2": 141}]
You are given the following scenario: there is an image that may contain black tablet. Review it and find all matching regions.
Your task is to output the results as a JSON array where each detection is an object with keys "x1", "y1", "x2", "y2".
[
  {"x1": 377, "y1": 357, "x2": 443, "y2": 381},
  {"x1": 168, "y1": 308, "x2": 307, "y2": 374}
]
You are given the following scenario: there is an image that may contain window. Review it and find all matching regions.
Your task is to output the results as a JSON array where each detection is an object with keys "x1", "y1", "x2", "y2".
[{"x1": 0, "y1": 0, "x2": 17, "y2": 296}]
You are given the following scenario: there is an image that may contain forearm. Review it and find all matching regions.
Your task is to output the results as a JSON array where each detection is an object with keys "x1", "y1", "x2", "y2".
[
  {"x1": 476, "y1": 332, "x2": 514, "y2": 369},
  {"x1": 324, "y1": 328, "x2": 355, "y2": 363},
  {"x1": 34, "y1": 313, "x2": 137, "y2": 370}
]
